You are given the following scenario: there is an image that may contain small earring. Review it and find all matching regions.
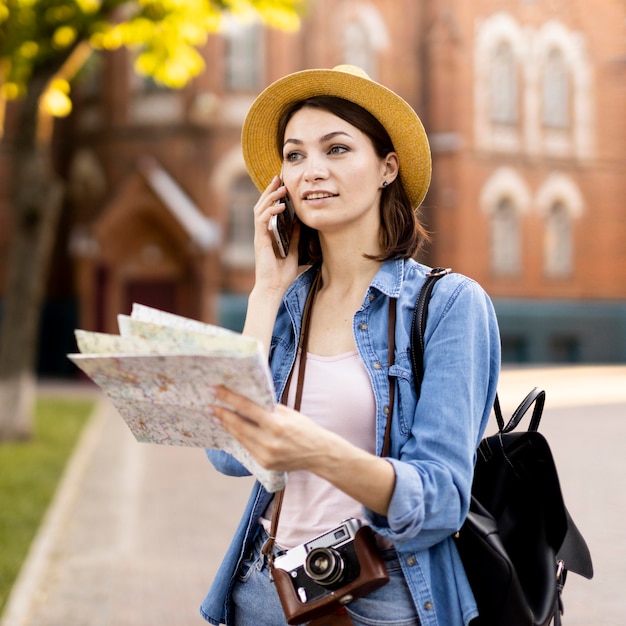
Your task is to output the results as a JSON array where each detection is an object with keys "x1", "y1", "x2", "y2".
[{"x1": 382, "y1": 181, "x2": 389, "y2": 187}]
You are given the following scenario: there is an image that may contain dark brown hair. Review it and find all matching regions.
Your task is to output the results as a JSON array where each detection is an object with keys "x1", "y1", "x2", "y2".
[{"x1": 277, "y1": 96, "x2": 429, "y2": 263}]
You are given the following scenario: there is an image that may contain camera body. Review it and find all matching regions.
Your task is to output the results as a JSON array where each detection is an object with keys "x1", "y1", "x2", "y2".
[
  {"x1": 272, "y1": 519, "x2": 389, "y2": 624},
  {"x1": 273, "y1": 518, "x2": 363, "y2": 605}
]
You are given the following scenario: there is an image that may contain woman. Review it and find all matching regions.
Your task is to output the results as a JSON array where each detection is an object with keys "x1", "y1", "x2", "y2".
[{"x1": 200, "y1": 66, "x2": 500, "y2": 626}]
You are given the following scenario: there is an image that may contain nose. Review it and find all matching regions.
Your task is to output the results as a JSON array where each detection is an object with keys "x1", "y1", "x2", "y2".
[{"x1": 303, "y1": 154, "x2": 329, "y2": 182}]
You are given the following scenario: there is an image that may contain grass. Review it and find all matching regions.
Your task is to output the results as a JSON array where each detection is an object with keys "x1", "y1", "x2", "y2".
[{"x1": 0, "y1": 396, "x2": 94, "y2": 615}]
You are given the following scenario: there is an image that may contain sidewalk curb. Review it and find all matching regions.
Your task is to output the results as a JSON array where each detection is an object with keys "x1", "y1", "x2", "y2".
[{"x1": 0, "y1": 399, "x2": 107, "y2": 626}]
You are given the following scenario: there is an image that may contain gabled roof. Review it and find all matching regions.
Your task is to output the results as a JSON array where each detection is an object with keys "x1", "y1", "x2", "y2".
[{"x1": 138, "y1": 157, "x2": 221, "y2": 252}]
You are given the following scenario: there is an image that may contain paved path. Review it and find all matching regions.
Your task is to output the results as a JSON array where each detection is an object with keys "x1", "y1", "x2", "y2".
[{"x1": 1, "y1": 366, "x2": 625, "y2": 626}]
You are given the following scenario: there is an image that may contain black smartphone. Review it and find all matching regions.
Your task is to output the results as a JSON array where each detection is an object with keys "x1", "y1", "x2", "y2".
[{"x1": 269, "y1": 185, "x2": 296, "y2": 258}]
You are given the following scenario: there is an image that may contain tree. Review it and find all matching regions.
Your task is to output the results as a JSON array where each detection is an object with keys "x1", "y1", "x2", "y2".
[{"x1": 0, "y1": 0, "x2": 304, "y2": 440}]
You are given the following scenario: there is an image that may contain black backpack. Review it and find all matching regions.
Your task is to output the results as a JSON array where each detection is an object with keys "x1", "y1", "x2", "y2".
[{"x1": 410, "y1": 268, "x2": 594, "y2": 626}]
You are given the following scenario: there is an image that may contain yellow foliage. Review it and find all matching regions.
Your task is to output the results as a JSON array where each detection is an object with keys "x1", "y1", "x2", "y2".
[
  {"x1": 91, "y1": 26, "x2": 126, "y2": 50},
  {"x1": 1, "y1": 82, "x2": 22, "y2": 99},
  {"x1": 255, "y1": 6, "x2": 300, "y2": 32},
  {"x1": 228, "y1": 0, "x2": 301, "y2": 32},
  {"x1": 75, "y1": 0, "x2": 101, "y2": 13},
  {"x1": 41, "y1": 78, "x2": 72, "y2": 117},
  {"x1": 52, "y1": 26, "x2": 78, "y2": 49},
  {"x1": 19, "y1": 41, "x2": 39, "y2": 59},
  {"x1": 136, "y1": 43, "x2": 205, "y2": 88},
  {"x1": 1, "y1": 0, "x2": 304, "y2": 103}
]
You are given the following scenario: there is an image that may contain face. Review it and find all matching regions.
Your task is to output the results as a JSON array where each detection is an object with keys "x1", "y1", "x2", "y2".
[{"x1": 281, "y1": 107, "x2": 398, "y2": 239}]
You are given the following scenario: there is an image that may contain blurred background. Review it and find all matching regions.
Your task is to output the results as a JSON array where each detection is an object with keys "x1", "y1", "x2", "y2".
[
  {"x1": 2, "y1": 0, "x2": 625, "y2": 384},
  {"x1": 1, "y1": 2, "x2": 625, "y2": 624},
  {"x1": 0, "y1": 0, "x2": 624, "y2": 446}
]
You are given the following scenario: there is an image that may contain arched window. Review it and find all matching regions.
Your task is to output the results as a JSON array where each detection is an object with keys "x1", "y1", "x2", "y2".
[
  {"x1": 534, "y1": 21, "x2": 594, "y2": 158},
  {"x1": 339, "y1": 4, "x2": 388, "y2": 81},
  {"x1": 536, "y1": 172, "x2": 583, "y2": 277},
  {"x1": 542, "y1": 48, "x2": 569, "y2": 128},
  {"x1": 223, "y1": 176, "x2": 257, "y2": 268},
  {"x1": 474, "y1": 14, "x2": 525, "y2": 151},
  {"x1": 490, "y1": 41, "x2": 518, "y2": 124},
  {"x1": 491, "y1": 197, "x2": 521, "y2": 275},
  {"x1": 480, "y1": 167, "x2": 530, "y2": 275},
  {"x1": 544, "y1": 201, "x2": 573, "y2": 277},
  {"x1": 343, "y1": 20, "x2": 376, "y2": 78},
  {"x1": 224, "y1": 19, "x2": 263, "y2": 92}
]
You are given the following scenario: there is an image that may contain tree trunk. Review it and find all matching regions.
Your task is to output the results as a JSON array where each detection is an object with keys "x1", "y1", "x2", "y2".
[{"x1": 0, "y1": 73, "x2": 64, "y2": 440}]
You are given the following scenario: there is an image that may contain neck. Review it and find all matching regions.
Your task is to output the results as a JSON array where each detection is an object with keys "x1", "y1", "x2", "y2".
[{"x1": 318, "y1": 248, "x2": 382, "y2": 297}]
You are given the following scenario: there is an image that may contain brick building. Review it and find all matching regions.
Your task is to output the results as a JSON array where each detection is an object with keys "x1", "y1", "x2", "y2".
[{"x1": 1, "y1": 0, "x2": 625, "y2": 373}]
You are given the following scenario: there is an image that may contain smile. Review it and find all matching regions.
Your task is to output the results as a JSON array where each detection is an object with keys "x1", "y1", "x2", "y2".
[{"x1": 304, "y1": 192, "x2": 337, "y2": 200}]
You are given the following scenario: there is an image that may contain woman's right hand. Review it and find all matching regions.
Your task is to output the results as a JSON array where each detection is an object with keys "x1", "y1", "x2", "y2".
[
  {"x1": 242, "y1": 175, "x2": 301, "y2": 354},
  {"x1": 251, "y1": 175, "x2": 301, "y2": 297}
]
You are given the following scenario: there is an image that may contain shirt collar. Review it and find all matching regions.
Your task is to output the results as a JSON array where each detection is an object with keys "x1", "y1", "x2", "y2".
[
  {"x1": 286, "y1": 258, "x2": 405, "y2": 306},
  {"x1": 369, "y1": 258, "x2": 404, "y2": 299}
]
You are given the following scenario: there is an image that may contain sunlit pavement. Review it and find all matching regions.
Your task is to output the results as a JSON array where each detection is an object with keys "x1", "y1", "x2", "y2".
[{"x1": 1, "y1": 366, "x2": 625, "y2": 626}]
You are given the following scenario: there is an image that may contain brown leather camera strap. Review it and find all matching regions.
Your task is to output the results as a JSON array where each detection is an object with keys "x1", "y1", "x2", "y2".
[
  {"x1": 262, "y1": 269, "x2": 397, "y2": 566},
  {"x1": 262, "y1": 269, "x2": 320, "y2": 562}
]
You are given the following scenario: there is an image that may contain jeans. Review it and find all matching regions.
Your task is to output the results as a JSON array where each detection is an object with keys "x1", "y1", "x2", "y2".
[{"x1": 231, "y1": 527, "x2": 421, "y2": 626}]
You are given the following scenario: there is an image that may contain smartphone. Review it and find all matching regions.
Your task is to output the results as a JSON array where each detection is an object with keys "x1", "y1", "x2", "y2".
[{"x1": 269, "y1": 185, "x2": 296, "y2": 258}]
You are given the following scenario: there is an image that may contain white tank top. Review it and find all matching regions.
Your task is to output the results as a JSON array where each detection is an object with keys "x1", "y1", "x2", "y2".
[{"x1": 261, "y1": 349, "x2": 376, "y2": 549}]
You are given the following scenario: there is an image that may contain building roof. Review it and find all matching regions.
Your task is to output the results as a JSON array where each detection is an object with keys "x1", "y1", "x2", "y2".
[{"x1": 139, "y1": 157, "x2": 221, "y2": 252}]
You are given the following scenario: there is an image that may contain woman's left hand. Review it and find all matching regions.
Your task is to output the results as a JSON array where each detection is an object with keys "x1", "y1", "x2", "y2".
[
  {"x1": 209, "y1": 385, "x2": 396, "y2": 515},
  {"x1": 209, "y1": 385, "x2": 328, "y2": 473}
]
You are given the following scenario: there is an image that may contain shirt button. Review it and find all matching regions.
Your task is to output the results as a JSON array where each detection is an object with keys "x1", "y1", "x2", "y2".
[
  {"x1": 369, "y1": 293, "x2": 376, "y2": 302},
  {"x1": 406, "y1": 556, "x2": 416, "y2": 566},
  {"x1": 424, "y1": 601, "x2": 434, "y2": 611},
  {"x1": 373, "y1": 362, "x2": 382, "y2": 370},
  {"x1": 383, "y1": 405, "x2": 390, "y2": 415},
  {"x1": 359, "y1": 323, "x2": 368, "y2": 330}
]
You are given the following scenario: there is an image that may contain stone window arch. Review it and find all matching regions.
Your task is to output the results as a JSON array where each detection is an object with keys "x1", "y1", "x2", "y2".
[
  {"x1": 532, "y1": 20, "x2": 594, "y2": 158},
  {"x1": 480, "y1": 167, "x2": 531, "y2": 275},
  {"x1": 535, "y1": 173, "x2": 584, "y2": 278},
  {"x1": 474, "y1": 13, "x2": 525, "y2": 152}
]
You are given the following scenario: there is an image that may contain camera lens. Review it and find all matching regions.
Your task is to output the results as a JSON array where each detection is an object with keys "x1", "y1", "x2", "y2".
[{"x1": 304, "y1": 547, "x2": 345, "y2": 587}]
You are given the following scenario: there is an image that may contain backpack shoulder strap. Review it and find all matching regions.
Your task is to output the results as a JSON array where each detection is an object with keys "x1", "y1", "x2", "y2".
[
  {"x1": 409, "y1": 267, "x2": 507, "y2": 429},
  {"x1": 409, "y1": 267, "x2": 451, "y2": 398}
]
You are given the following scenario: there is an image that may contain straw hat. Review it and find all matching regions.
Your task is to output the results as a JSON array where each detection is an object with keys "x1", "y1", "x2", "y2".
[{"x1": 241, "y1": 65, "x2": 431, "y2": 209}]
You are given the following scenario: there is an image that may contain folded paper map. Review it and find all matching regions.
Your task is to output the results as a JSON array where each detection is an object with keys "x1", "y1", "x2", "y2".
[{"x1": 68, "y1": 304, "x2": 286, "y2": 492}]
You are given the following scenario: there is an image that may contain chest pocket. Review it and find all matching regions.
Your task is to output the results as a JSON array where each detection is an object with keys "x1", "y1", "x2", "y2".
[{"x1": 388, "y1": 351, "x2": 417, "y2": 439}]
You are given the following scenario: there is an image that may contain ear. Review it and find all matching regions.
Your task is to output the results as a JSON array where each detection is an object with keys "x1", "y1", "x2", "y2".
[{"x1": 381, "y1": 152, "x2": 399, "y2": 184}]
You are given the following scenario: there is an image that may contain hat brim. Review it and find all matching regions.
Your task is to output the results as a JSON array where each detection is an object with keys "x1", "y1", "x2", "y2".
[{"x1": 241, "y1": 67, "x2": 431, "y2": 209}]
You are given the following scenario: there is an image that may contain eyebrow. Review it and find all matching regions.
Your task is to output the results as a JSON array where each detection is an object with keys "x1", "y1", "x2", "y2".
[{"x1": 283, "y1": 130, "x2": 353, "y2": 149}]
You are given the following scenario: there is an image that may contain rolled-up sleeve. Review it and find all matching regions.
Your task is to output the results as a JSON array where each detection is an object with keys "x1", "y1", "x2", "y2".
[
  {"x1": 205, "y1": 449, "x2": 252, "y2": 477},
  {"x1": 364, "y1": 277, "x2": 500, "y2": 551}
]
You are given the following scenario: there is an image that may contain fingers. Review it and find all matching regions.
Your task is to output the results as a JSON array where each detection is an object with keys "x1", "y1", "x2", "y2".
[
  {"x1": 210, "y1": 386, "x2": 282, "y2": 437},
  {"x1": 252, "y1": 175, "x2": 285, "y2": 254},
  {"x1": 210, "y1": 386, "x2": 283, "y2": 469},
  {"x1": 250, "y1": 176, "x2": 299, "y2": 291},
  {"x1": 254, "y1": 175, "x2": 287, "y2": 224}
]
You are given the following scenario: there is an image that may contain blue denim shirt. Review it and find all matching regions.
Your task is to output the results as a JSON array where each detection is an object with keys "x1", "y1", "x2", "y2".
[{"x1": 200, "y1": 258, "x2": 501, "y2": 626}]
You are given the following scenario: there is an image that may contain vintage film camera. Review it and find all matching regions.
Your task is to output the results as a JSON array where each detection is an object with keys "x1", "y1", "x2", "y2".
[{"x1": 272, "y1": 518, "x2": 389, "y2": 625}]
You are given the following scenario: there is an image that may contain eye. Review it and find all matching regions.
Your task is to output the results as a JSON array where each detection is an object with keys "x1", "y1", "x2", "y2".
[
  {"x1": 329, "y1": 145, "x2": 349, "y2": 155},
  {"x1": 284, "y1": 151, "x2": 303, "y2": 163}
]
